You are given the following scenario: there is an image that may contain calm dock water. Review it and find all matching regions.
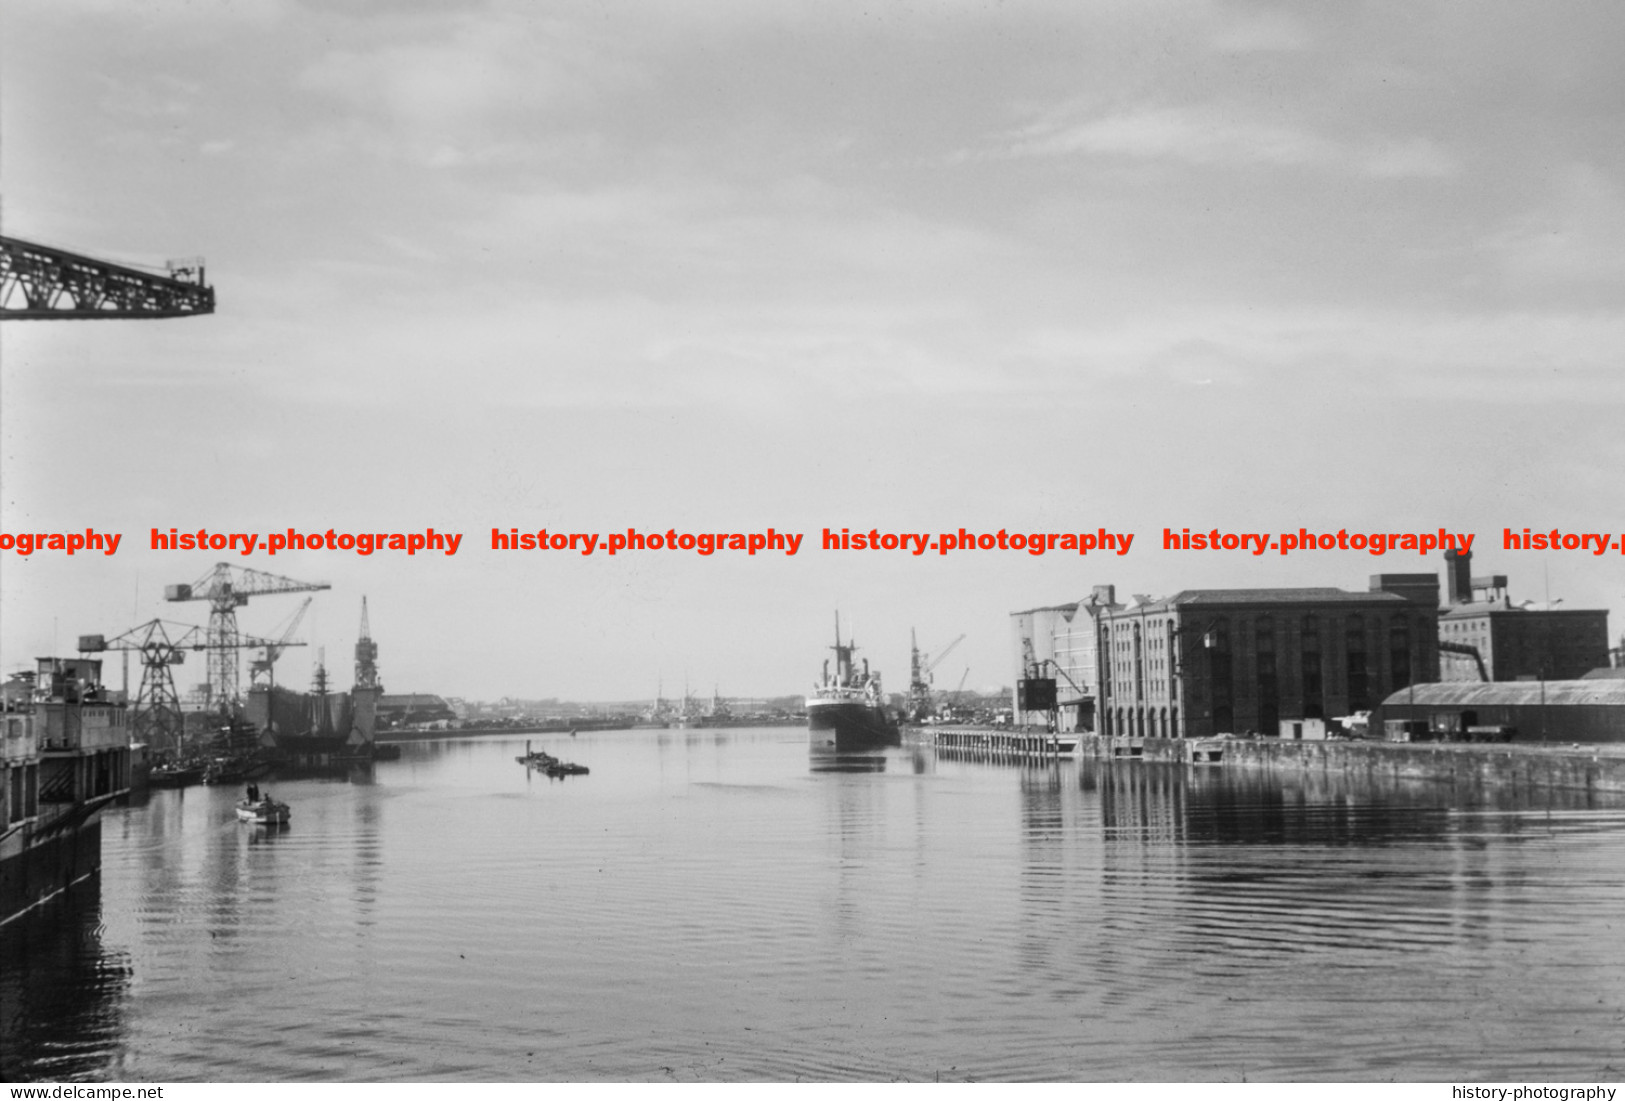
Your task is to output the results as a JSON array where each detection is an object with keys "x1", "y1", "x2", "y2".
[{"x1": 5, "y1": 727, "x2": 1624, "y2": 1082}]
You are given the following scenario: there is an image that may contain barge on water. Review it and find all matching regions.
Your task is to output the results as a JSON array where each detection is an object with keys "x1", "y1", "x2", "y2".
[{"x1": 516, "y1": 741, "x2": 590, "y2": 778}]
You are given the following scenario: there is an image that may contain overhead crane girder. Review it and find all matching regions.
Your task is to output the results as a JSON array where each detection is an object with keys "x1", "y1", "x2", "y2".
[{"x1": 0, "y1": 234, "x2": 215, "y2": 320}]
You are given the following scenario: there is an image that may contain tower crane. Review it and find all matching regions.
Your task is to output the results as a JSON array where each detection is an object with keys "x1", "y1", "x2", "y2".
[
  {"x1": 0, "y1": 234, "x2": 214, "y2": 319},
  {"x1": 165, "y1": 564, "x2": 329, "y2": 712},
  {"x1": 906, "y1": 629, "x2": 966, "y2": 721},
  {"x1": 78, "y1": 619, "x2": 299, "y2": 757}
]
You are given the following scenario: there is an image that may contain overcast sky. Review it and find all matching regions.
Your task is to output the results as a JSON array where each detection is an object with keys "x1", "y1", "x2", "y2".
[{"x1": 3, "y1": 1, "x2": 1622, "y2": 703}]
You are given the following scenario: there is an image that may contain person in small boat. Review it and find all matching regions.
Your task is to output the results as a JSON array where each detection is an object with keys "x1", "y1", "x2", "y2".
[{"x1": 246, "y1": 783, "x2": 260, "y2": 803}]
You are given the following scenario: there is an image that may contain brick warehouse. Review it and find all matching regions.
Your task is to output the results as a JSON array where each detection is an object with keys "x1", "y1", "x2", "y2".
[{"x1": 1096, "y1": 578, "x2": 1441, "y2": 740}]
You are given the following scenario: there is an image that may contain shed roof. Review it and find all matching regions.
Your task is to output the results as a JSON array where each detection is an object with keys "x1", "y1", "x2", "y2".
[
  {"x1": 1379, "y1": 680, "x2": 1625, "y2": 709},
  {"x1": 1110, "y1": 588, "x2": 1410, "y2": 616},
  {"x1": 1441, "y1": 603, "x2": 1608, "y2": 620}
]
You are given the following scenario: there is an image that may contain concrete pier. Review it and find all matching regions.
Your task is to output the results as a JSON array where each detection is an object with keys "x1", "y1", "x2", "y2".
[{"x1": 926, "y1": 728, "x2": 1075, "y2": 763}]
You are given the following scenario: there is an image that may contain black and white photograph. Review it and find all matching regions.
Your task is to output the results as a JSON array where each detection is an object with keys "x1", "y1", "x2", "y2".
[{"x1": 3, "y1": 1, "x2": 1624, "y2": 1090}]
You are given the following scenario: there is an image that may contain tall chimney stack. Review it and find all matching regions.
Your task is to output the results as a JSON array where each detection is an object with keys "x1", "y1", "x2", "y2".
[{"x1": 1443, "y1": 548, "x2": 1472, "y2": 605}]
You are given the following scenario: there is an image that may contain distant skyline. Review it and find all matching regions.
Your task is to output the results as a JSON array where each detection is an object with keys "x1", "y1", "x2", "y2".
[{"x1": 3, "y1": 2, "x2": 1622, "y2": 701}]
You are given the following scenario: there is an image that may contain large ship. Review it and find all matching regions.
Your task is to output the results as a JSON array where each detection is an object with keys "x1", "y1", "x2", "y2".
[
  {"x1": 1, "y1": 658, "x2": 134, "y2": 927},
  {"x1": 806, "y1": 617, "x2": 899, "y2": 752}
]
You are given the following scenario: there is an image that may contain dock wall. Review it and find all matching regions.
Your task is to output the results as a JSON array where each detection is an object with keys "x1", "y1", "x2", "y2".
[{"x1": 1074, "y1": 734, "x2": 1625, "y2": 795}]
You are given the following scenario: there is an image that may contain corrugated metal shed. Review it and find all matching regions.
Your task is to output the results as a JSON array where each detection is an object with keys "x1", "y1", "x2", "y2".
[{"x1": 1380, "y1": 680, "x2": 1625, "y2": 708}]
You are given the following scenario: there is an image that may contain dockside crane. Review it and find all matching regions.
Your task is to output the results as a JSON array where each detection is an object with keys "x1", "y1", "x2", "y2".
[
  {"x1": 0, "y1": 234, "x2": 215, "y2": 319},
  {"x1": 944, "y1": 667, "x2": 973, "y2": 718},
  {"x1": 165, "y1": 564, "x2": 330, "y2": 712},
  {"x1": 78, "y1": 619, "x2": 300, "y2": 757},
  {"x1": 906, "y1": 630, "x2": 965, "y2": 721},
  {"x1": 248, "y1": 597, "x2": 315, "y2": 691}
]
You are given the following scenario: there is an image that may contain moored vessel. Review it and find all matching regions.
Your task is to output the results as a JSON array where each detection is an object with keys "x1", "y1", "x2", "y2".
[
  {"x1": 516, "y1": 740, "x2": 590, "y2": 779},
  {"x1": 807, "y1": 616, "x2": 900, "y2": 752},
  {"x1": 149, "y1": 760, "x2": 206, "y2": 788},
  {"x1": 2, "y1": 658, "x2": 134, "y2": 926}
]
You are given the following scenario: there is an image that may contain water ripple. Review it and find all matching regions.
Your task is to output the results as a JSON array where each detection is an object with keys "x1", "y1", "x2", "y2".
[{"x1": 5, "y1": 735, "x2": 1625, "y2": 1081}]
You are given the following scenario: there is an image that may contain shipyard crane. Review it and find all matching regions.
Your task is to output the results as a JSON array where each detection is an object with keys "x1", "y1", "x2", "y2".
[
  {"x1": 166, "y1": 564, "x2": 330, "y2": 712},
  {"x1": 0, "y1": 235, "x2": 215, "y2": 319},
  {"x1": 906, "y1": 629, "x2": 966, "y2": 721},
  {"x1": 78, "y1": 619, "x2": 299, "y2": 757},
  {"x1": 354, "y1": 596, "x2": 381, "y2": 691},
  {"x1": 248, "y1": 597, "x2": 314, "y2": 690},
  {"x1": 943, "y1": 667, "x2": 972, "y2": 717}
]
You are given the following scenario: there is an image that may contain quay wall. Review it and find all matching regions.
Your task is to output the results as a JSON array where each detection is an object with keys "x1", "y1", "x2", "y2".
[{"x1": 1076, "y1": 734, "x2": 1625, "y2": 795}]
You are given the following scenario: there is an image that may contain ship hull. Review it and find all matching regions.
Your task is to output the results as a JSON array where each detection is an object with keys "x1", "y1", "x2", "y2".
[
  {"x1": 0, "y1": 817, "x2": 103, "y2": 928},
  {"x1": 807, "y1": 700, "x2": 900, "y2": 752}
]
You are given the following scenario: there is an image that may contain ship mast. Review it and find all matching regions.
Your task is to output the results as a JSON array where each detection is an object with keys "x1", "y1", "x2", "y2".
[{"x1": 830, "y1": 612, "x2": 858, "y2": 686}]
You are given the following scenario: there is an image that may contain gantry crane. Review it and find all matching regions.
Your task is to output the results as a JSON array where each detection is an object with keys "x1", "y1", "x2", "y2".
[
  {"x1": 78, "y1": 619, "x2": 299, "y2": 757},
  {"x1": 0, "y1": 234, "x2": 215, "y2": 319},
  {"x1": 906, "y1": 629, "x2": 966, "y2": 721},
  {"x1": 165, "y1": 564, "x2": 329, "y2": 711}
]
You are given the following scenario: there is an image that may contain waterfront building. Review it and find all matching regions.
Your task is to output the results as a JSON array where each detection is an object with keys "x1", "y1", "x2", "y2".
[
  {"x1": 1009, "y1": 586, "x2": 1121, "y2": 731},
  {"x1": 2, "y1": 658, "x2": 132, "y2": 925},
  {"x1": 1374, "y1": 679, "x2": 1625, "y2": 744},
  {"x1": 1095, "y1": 580, "x2": 1440, "y2": 740}
]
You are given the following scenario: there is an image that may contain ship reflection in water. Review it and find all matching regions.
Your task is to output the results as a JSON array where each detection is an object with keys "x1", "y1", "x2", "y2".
[
  {"x1": 5, "y1": 727, "x2": 1625, "y2": 1082},
  {"x1": 0, "y1": 876, "x2": 131, "y2": 1082},
  {"x1": 808, "y1": 744, "x2": 888, "y2": 774}
]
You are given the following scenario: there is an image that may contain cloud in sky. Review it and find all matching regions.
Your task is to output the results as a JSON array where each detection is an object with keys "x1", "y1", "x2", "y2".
[
  {"x1": 3, "y1": 2, "x2": 1623, "y2": 699},
  {"x1": 983, "y1": 103, "x2": 1461, "y2": 180}
]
